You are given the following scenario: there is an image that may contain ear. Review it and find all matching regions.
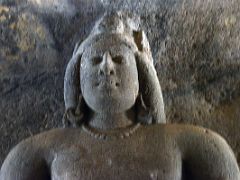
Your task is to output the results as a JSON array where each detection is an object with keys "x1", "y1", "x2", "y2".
[
  {"x1": 63, "y1": 52, "x2": 82, "y2": 127},
  {"x1": 134, "y1": 44, "x2": 166, "y2": 124},
  {"x1": 135, "y1": 93, "x2": 153, "y2": 124}
]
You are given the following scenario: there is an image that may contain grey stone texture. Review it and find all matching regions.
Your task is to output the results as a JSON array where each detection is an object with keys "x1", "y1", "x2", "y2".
[{"x1": 0, "y1": 0, "x2": 240, "y2": 166}]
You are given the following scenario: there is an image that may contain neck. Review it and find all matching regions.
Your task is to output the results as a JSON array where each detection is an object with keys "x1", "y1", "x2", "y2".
[{"x1": 87, "y1": 108, "x2": 136, "y2": 130}]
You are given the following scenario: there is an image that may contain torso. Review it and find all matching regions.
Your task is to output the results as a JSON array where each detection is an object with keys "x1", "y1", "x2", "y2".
[
  {"x1": 45, "y1": 124, "x2": 182, "y2": 180},
  {"x1": 2, "y1": 123, "x2": 238, "y2": 180}
]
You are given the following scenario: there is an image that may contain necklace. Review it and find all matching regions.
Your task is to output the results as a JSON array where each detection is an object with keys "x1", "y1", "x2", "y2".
[{"x1": 82, "y1": 123, "x2": 141, "y2": 140}]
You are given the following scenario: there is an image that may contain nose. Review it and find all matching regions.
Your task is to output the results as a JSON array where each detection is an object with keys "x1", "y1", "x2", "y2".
[{"x1": 99, "y1": 51, "x2": 115, "y2": 76}]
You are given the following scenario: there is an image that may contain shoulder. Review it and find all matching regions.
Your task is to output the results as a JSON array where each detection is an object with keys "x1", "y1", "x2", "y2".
[
  {"x1": 137, "y1": 124, "x2": 212, "y2": 143},
  {"x1": 172, "y1": 124, "x2": 240, "y2": 179},
  {"x1": 0, "y1": 128, "x2": 74, "y2": 180},
  {"x1": 173, "y1": 124, "x2": 234, "y2": 155},
  {"x1": 0, "y1": 136, "x2": 46, "y2": 179},
  {"x1": 142, "y1": 124, "x2": 240, "y2": 179},
  {"x1": 1, "y1": 127, "x2": 77, "y2": 160}
]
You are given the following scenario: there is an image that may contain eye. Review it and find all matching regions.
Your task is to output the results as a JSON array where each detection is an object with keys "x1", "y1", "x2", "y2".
[
  {"x1": 92, "y1": 56, "x2": 102, "y2": 65},
  {"x1": 112, "y1": 55, "x2": 124, "y2": 64}
]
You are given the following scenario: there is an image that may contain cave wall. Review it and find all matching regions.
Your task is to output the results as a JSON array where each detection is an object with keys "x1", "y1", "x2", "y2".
[{"x1": 0, "y1": 0, "x2": 240, "y2": 165}]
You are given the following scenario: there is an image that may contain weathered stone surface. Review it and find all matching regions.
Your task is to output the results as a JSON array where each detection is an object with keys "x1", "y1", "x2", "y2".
[{"x1": 0, "y1": 0, "x2": 240, "y2": 165}]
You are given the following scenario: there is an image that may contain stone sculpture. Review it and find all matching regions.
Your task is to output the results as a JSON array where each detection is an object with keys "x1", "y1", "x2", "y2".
[{"x1": 1, "y1": 12, "x2": 240, "y2": 180}]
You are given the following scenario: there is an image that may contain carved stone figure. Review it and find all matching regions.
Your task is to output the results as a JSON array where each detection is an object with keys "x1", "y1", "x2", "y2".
[{"x1": 1, "y1": 12, "x2": 239, "y2": 180}]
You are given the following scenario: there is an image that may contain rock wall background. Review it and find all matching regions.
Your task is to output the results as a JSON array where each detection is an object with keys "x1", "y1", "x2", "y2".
[{"x1": 0, "y1": 0, "x2": 240, "y2": 165}]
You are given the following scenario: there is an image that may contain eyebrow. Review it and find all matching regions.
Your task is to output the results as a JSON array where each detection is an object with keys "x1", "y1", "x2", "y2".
[{"x1": 83, "y1": 42, "x2": 134, "y2": 57}]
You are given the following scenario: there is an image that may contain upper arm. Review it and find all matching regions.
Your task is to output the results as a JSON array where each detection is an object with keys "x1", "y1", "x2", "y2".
[
  {"x1": 0, "y1": 140, "x2": 51, "y2": 180},
  {"x1": 179, "y1": 126, "x2": 240, "y2": 180}
]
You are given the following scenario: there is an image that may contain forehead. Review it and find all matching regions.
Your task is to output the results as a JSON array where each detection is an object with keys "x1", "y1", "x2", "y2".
[{"x1": 82, "y1": 39, "x2": 134, "y2": 58}]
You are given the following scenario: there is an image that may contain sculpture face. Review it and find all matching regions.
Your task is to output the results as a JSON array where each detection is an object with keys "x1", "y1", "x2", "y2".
[{"x1": 80, "y1": 38, "x2": 139, "y2": 114}]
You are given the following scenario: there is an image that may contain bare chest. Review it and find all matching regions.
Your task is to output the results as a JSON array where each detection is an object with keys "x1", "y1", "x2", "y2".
[{"x1": 50, "y1": 136, "x2": 182, "y2": 180}]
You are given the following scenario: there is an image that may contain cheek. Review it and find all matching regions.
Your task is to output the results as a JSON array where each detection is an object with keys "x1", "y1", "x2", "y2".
[
  {"x1": 120, "y1": 66, "x2": 139, "y2": 90},
  {"x1": 128, "y1": 65, "x2": 139, "y2": 91},
  {"x1": 80, "y1": 60, "x2": 93, "y2": 80},
  {"x1": 120, "y1": 62, "x2": 138, "y2": 80},
  {"x1": 124, "y1": 57, "x2": 138, "y2": 82},
  {"x1": 80, "y1": 67, "x2": 99, "y2": 94},
  {"x1": 80, "y1": 68, "x2": 92, "y2": 94}
]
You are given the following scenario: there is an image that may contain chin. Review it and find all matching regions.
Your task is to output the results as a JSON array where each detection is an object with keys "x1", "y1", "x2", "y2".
[{"x1": 87, "y1": 96, "x2": 135, "y2": 114}]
